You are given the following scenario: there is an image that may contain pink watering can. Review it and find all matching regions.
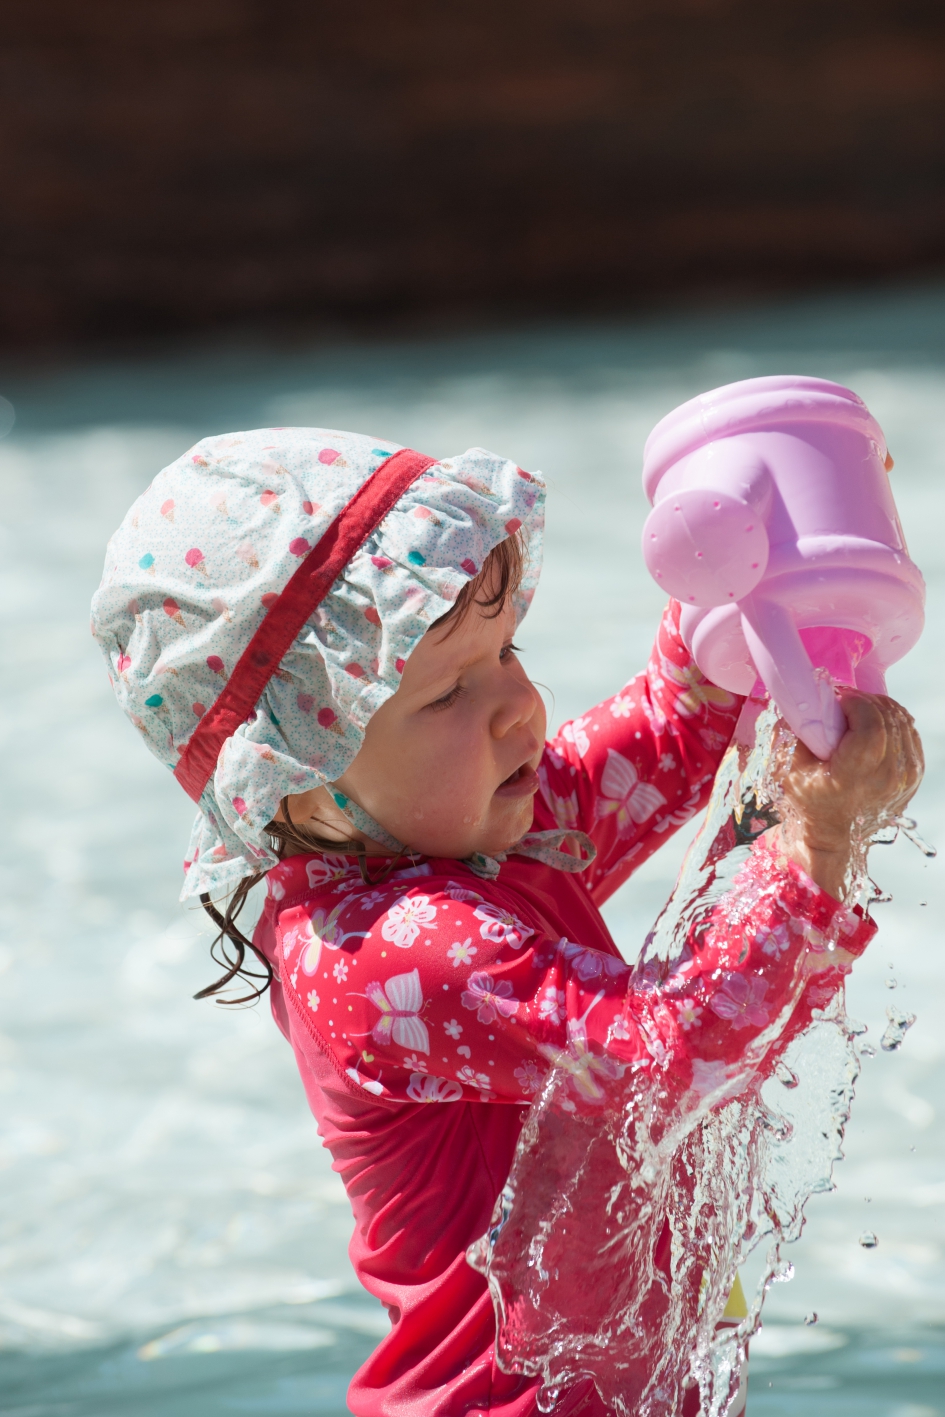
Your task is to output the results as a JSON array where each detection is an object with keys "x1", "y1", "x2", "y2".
[{"x1": 641, "y1": 375, "x2": 925, "y2": 759}]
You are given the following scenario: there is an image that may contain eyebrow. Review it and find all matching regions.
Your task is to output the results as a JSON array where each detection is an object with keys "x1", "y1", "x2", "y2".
[
  {"x1": 406, "y1": 644, "x2": 488, "y2": 704},
  {"x1": 407, "y1": 609, "x2": 516, "y2": 700},
  {"x1": 417, "y1": 656, "x2": 474, "y2": 697}
]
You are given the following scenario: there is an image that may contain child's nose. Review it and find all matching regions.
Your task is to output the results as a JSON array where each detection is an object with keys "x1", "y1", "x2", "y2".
[{"x1": 491, "y1": 675, "x2": 542, "y2": 739}]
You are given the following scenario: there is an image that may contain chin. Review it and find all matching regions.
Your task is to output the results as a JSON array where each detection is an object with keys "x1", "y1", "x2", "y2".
[{"x1": 477, "y1": 804, "x2": 535, "y2": 858}]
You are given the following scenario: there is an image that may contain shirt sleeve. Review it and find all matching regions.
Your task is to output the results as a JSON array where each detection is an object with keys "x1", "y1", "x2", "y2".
[
  {"x1": 534, "y1": 600, "x2": 745, "y2": 904},
  {"x1": 270, "y1": 843, "x2": 874, "y2": 1111}
]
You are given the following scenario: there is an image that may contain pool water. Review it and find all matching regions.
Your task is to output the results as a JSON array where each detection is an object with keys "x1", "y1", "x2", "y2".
[{"x1": 2, "y1": 285, "x2": 944, "y2": 1414}]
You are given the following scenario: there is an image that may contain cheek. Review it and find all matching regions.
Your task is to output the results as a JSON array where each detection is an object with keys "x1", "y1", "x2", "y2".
[
  {"x1": 531, "y1": 694, "x2": 548, "y2": 746},
  {"x1": 411, "y1": 721, "x2": 491, "y2": 810},
  {"x1": 379, "y1": 721, "x2": 494, "y2": 837}
]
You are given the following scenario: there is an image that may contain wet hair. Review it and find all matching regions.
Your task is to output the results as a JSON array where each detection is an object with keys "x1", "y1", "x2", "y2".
[{"x1": 197, "y1": 530, "x2": 527, "y2": 1004}]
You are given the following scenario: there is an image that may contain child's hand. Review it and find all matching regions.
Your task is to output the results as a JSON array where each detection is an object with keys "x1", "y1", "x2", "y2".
[{"x1": 774, "y1": 691, "x2": 924, "y2": 901}]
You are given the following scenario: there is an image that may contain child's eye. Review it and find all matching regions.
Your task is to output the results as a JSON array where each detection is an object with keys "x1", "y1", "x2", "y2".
[
  {"x1": 500, "y1": 642, "x2": 523, "y2": 662},
  {"x1": 427, "y1": 683, "x2": 466, "y2": 712}
]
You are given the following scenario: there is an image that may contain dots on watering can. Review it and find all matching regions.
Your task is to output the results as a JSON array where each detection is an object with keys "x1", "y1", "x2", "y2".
[{"x1": 859, "y1": 1231, "x2": 878, "y2": 1248}]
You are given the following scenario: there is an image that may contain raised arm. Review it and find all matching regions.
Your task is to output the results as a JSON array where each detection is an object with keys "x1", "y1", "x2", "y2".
[
  {"x1": 534, "y1": 600, "x2": 744, "y2": 904},
  {"x1": 267, "y1": 844, "x2": 872, "y2": 1112}
]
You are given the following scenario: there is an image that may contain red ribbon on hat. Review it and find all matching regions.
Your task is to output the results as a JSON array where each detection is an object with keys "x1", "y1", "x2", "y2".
[{"x1": 174, "y1": 448, "x2": 435, "y2": 802}]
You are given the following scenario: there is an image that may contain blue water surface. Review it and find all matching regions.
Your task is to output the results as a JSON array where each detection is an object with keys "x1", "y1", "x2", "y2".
[{"x1": 2, "y1": 286, "x2": 944, "y2": 1415}]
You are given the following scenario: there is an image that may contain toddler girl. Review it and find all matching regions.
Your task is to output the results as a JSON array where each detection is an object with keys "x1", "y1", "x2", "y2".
[{"x1": 92, "y1": 429, "x2": 921, "y2": 1416}]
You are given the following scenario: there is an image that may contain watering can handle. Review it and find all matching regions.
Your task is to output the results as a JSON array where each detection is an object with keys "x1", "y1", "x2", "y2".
[{"x1": 739, "y1": 596, "x2": 849, "y2": 760}]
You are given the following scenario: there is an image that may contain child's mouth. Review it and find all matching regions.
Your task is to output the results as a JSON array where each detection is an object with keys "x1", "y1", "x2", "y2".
[{"x1": 494, "y1": 763, "x2": 540, "y2": 799}]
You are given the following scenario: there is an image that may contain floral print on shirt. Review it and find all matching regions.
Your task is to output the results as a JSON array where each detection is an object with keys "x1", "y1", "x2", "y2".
[{"x1": 261, "y1": 601, "x2": 875, "y2": 1111}]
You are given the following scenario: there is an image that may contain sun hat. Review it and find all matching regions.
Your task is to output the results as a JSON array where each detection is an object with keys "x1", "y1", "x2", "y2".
[{"x1": 91, "y1": 426, "x2": 544, "y2": 899}]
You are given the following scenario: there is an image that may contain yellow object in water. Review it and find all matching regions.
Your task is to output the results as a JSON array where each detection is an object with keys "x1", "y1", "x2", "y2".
[{"x1": 722, "y1": 1272, "x2": 748, "y2": 1321}]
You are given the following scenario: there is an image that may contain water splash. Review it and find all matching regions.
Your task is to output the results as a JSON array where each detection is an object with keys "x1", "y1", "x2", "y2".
[
  {"x1": 470, "y1": 696, "x2": 873, "y2": 1416},
  {"x1": 881, "y1": 1006, "x2": 917, "y2": 1052},
  {"x1": 859, "y1": 1231, "x2": 879, "y2": 1249},
  {"x1": 892, "y1": 816, "x2": 937, "y2": 858}
]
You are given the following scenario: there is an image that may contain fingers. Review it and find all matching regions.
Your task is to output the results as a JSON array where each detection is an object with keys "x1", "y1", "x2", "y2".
[
  {"x1": 893, "y1": 706, "x2": 924, "y2": 806},
  {"x1": 877, "y1": 696, "x2": 923, "y2": 801},
  {"x1": 833, "y1": 691, "x2": 923, "y2": 809},
  {"x1": 775, "y1": 690, "x2": 924, "y2": 863},
  {"x1": 832, "y1": 689, "x2": 887, "y2": 773},
  {"x1": 895, "y1": 699, "x2": 923, "y2": 771},
  {"x1": 835, "y1": 687, "x2": 886, "y2": 742}
]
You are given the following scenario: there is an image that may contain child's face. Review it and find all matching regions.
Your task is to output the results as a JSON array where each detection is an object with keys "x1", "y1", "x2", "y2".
[{"x1": 334, "y1": 594, "x2": 547, "y2": 860}]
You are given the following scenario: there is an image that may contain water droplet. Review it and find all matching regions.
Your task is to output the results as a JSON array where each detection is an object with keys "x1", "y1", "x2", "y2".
[
  {"x1": 775, "y1": 1061, "x2": 799, "y2": 1089},
  {"x1": 881, "y1": 1006, "x2": 916, "y2": 1052},
  {"x1": 859, "y1": 1231, "x2": 878, "y2": 1248},
  {"x1": 804, "y1": 1312, "x2": 818, "y2": 1326},
  {"x1": 892, "y1": 815, "x2": 937, "y2": 858},
  {"x1": 860, "y1": 1043, "x2": 877, "y2": 1058},
  {"x1": 886, "y1": 978, "x2": 898, "y2": 989}
]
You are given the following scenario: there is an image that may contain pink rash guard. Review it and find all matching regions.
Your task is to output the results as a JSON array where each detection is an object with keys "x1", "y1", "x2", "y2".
[{"x1": 252, "y1": 604, "x2": 875, "y2": 1416}]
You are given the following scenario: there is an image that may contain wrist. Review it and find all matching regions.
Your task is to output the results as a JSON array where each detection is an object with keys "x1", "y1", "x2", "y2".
[
  {"x1": 774, "y1": 826, "x2": 851, "y2": 902},
  {"x1": 795, "y1": 817, "x2": 854, "y2": 857}
]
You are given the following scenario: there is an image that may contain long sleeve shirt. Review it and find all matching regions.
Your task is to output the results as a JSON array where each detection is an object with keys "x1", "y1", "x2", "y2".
[{"x1": 252, "y1": 602, "x2": 874, "y2": 1416}]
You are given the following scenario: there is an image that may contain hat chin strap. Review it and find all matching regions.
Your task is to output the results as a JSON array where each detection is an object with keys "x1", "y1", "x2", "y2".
[
  {"x1": 324, "y1": 789, "x2": 598, "y2": 882},
  {"x1": 460, "y1": 829, "x2": 598, "y2": 880},
  {"x1": 326, "y1": 786, "x2": 406, "y2": 855}
]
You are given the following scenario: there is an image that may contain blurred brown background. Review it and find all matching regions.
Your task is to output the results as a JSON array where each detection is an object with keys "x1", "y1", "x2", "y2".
[{"x1": 4, "y1": 0, "x2": 945, "y2": 348}]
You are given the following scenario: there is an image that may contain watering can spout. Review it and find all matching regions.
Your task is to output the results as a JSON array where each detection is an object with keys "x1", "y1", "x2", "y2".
[
  {"x1": 641, "y1": 376, "x2": 924, "y2": 760},
  {"x1": 739, "y1": 601, "x2": 859, "y2": 759}
]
